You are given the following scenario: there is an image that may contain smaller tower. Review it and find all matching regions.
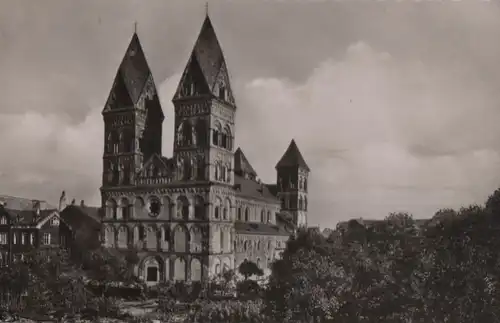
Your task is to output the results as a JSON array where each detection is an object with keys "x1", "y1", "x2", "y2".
[{"x1": 275, "y1": 139, "x2": 310, "y2": 227}]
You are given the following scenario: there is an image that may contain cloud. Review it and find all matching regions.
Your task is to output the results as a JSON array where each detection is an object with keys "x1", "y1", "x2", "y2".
[
  {"x1": 234, "y1": 41, "x2": 500, "y2": 228},
  {"x1": 2, "y1": 41, "x2": 500, "y2": 229}
]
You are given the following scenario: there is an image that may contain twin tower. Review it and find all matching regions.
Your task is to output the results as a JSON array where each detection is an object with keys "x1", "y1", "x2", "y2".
[{"x1": 99, "y1": 13, "x2": 311, "y2": 281}]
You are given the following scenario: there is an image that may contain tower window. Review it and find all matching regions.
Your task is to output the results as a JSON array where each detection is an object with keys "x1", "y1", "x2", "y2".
[{"x1": 219, "y1": 86, "x2": 226, "y2": 100}]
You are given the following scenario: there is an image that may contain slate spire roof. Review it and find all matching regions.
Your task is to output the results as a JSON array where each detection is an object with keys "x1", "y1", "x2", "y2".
[
  {"x1": 103, "y1": 31, "x2": 162, "y2": 116},
  {"x1": 173, "y1": 14, "x2": 234, "y2": 102},
  {"x1": 275, "y1": 139, "x2": 310, "y2": 171},
  {"x1": 234, "y1": 148, "x2": 258, "y2": 178}
]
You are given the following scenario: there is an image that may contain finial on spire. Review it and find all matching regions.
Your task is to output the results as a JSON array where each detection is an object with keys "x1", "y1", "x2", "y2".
[
  {"x1": 134, "y1": 21, "x2": 137, "y2": 34},
  {"x1": 205, "y1": 1, "x2": 209, "y2": 16}
]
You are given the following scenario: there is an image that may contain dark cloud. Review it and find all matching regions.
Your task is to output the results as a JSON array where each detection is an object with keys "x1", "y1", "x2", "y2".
[{"x1": 1, "y1": 0, "x2": 500, "y2": 228}]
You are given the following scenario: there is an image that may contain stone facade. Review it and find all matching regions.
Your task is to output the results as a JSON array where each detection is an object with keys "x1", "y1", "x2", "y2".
[{"x1": 100, "y1": 14, "x2": 311, "y2": 285}]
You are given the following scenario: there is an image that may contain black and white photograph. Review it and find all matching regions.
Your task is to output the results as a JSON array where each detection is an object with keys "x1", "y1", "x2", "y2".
[{"x1": 0, "y1": 0, "x2": 500, "y2": 322}]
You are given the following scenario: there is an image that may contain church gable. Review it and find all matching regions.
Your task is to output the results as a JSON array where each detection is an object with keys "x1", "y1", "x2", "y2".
[
  {"x1": 173, "y1": 53, "x2": 211, "y2": 100},
  {"x1": 212, "y1": 61, "x2": 235, "y2": 105},
  {"x1": 137, "y1": 154, "x2": 173, "y2": 183}
]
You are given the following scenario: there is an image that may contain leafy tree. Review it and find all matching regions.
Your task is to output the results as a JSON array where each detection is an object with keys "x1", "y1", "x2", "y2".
[{"x1": 238, "y1": 260, "x2": 264, "y2": 280}]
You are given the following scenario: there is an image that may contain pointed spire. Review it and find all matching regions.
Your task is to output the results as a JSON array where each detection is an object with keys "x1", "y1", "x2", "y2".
[
  {"x1": 103, "y1": 30, "x2": 157, "y2": 113},
  {"x1": 275, "y1": 139, "x2": 310, "y2": 172},
  {"x1": 205, "y1": 2, "x2": 209, "y2": 17},
  {"x1": 173, "y1": 14, "x2": 235, "y2": 104}
]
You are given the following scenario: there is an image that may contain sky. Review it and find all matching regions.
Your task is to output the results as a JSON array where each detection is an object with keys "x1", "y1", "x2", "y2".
[{"x1": 1, "y1": 0, "x2": 500, "y2": 228}]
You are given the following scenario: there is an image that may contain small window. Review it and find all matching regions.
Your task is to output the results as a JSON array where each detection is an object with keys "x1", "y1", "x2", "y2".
[
  {"x1": 0, "y1": 216, "x2": 7, "y2": 225},
  {"x1": 0, "y1": 233, "x2": 7, "y2": 245},
  {"x1": 149, "y1": 198, "x2": 161, "y2": 217},
  {"x1": 43, "y1": 233, "x2": 51, "y2": 245},
  {"x1": 50, "y1": 217, "x2": 59, "y2": 227}
]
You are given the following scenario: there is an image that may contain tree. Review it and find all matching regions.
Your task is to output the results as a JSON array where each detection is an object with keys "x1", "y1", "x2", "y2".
[{"x1": 238, "y1": 260, "x2": 264, "y2": 280}]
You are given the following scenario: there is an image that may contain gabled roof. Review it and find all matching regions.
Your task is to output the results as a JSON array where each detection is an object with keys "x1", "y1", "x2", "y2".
[
  {"x1": 173, "y1": 15, "x2": 235, "y2": 104},
  {"x1": 234, "y1": 175, "x2": 278, "y2": 203},
  {"x1": 234, "y1": 148, "x2": 257, "y2": 178},
  {"x1": 138, "y1": 153, "x2": 174, "y2": 179},
  {"x1": 103, "y1": 32, "x2": 163, "y2": 118},
  {"x1": 275, "y1": 139, "x2": 310, "y2": 171}
]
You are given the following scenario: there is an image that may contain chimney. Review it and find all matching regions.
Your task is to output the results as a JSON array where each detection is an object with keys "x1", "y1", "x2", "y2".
[
  {"x1": 80, "y1": 200, "x2": 85, "y2": 207},
  {"x1": 71, "y1": 198, "x2": 76, "y2": 206},
  {"x1": 58, "y1": 191, "x2": 67, "y2": 212},
  {"x1": 32, "y1": 200, "x2": 41, "y2": 216}
]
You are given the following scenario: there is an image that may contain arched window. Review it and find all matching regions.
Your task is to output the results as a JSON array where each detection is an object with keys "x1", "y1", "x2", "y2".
[
  {"x1": 304, "y1": 178, "x2": 308, "y2": 192},
  {"x1": 304, "y1": 197, "x2": 308, "y2": 211},
  {"x1": 177, "y1": 196, "x2": 190, "y2": 220},
  {"x1": 237, "y1": 207, "x2": 242, "y2": 221},
  {"x1": 267, "y1": 211, "x2": 271, "y2": 223},
  {"x1": 244, "y1": 207, "x2": 249, "y2": 222},
  {"x1": 196, "y1": 157, "x2": 205, "y2": 180},
  {"x1": 174, "y1": 226, "x2": 188, "y2": 253},
  {"x1": 222, "y1": 126, "x2": 232, "y2": 150},
  {"x1": 120, "y1": 198, "x2": 131, "y2": 220},
  {"x1": 194, "y1": 196, "x2": 205, "y2": 220},
  {"x1": 107, "y1": 199, "x2": 117, "y2": 219},
  {"x1": 183, "y1": 158, "x2": 193, "y2": 181},
  {"x1": 0, "y1": 216, "x2": 6, "y2": 225},
  {"x1": 212, "y1": 122, "x2": 221, "y2": 146},
  {"x1": 260, "y1": 210, "x2": 265, "y2": 223},
  {"x1": 298, "y1": 197, "x2": 303, "y2": 211},
  {"x1": 195, "y1": 120, "x2": 207, "y2": 147}
]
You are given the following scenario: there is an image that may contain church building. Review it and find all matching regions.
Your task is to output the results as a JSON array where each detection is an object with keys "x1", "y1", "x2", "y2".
[{"x1": 100, "y1": 13, "x2": 311, "y2": 284}]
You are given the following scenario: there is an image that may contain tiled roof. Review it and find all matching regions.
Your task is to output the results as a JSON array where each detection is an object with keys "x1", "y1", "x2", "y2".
[
  {"x1": 235, "y1": 222, "x2": 290, "y2": 236},
  {"x1": 60, "y1": 205, "x2": 101, "y2": 230},
  {"x1": 2, "y1": 208, "x2": 56, "y2": 226},
  {"x1": 275, "y1": 139, "x2": 310, "y2": 171},
  {"x1": 234, "y1": 175, "x2": 279, "y2": 203}
]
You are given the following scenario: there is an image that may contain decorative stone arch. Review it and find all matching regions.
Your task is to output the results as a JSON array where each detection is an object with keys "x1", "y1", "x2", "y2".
[
  {"x1": 193, "y1": 195, "x2": 206, "y2": 220},
  {"x1": 132, "y1": 225, "x2": 142, "y2": 247},
  {"x1": 174, "y1": 256, "x2": 187, "y2": 281},
  {"x1": 173, "y1": 224, "x2": 189, "y2": 253},
  {"x1": 177, "y1": 119, "x2": 193, "y2": 147},
  {"x1": 212, "y1": 120, "x2": 222, "y2": 146},
  {"x1": 133, "y1": 196, "x2": 145, "y2": 218},
  {"x1": 119, "y1": 197, "x2": 131, "y2": 220},
  {"x1": 214, "y1": 197, "x2": 222, "y2": 220},
  {"x1": 117, "y1": 225, "x2": 128, "y2": 248},
  {"x1": 189, "y1": 225, "x2": 203, "y2": 253},
  {"x1": 195, "y1": 155, "x2": 206, "y2": 180},
  {"x1": 223, "y1": 198, "x2": 231, "y2": 221},
  {"x1": 162, "y1": 196, "x2": 172, "y2": 219},
  {"x1": 142, "y1": 256, "x2": 164, "y2": 283},
  {"x1": 176, "y1": 196, "x2": 190, "y2": 220},
  {"x1": 106, "y1": 199, "x2": 117, "y2": 219},
  {"x1": 221, "y1": 125, "x2": 232, "y2": 150},
  {"x1": 190, "y1": 258, "x2": 202, "y2": 281},
  {"x1": 194, "y1": 119, "x2": 207, "y2": 147},
  {"x1": 160, "y1": 225, "x2": 171, "y2": 250},
  {"x1": 237, "y1": 206, "x2": 242, "y2": 221},
  {"x1": 145, "y1": 224, "x2": 158, "y2": 249}
]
